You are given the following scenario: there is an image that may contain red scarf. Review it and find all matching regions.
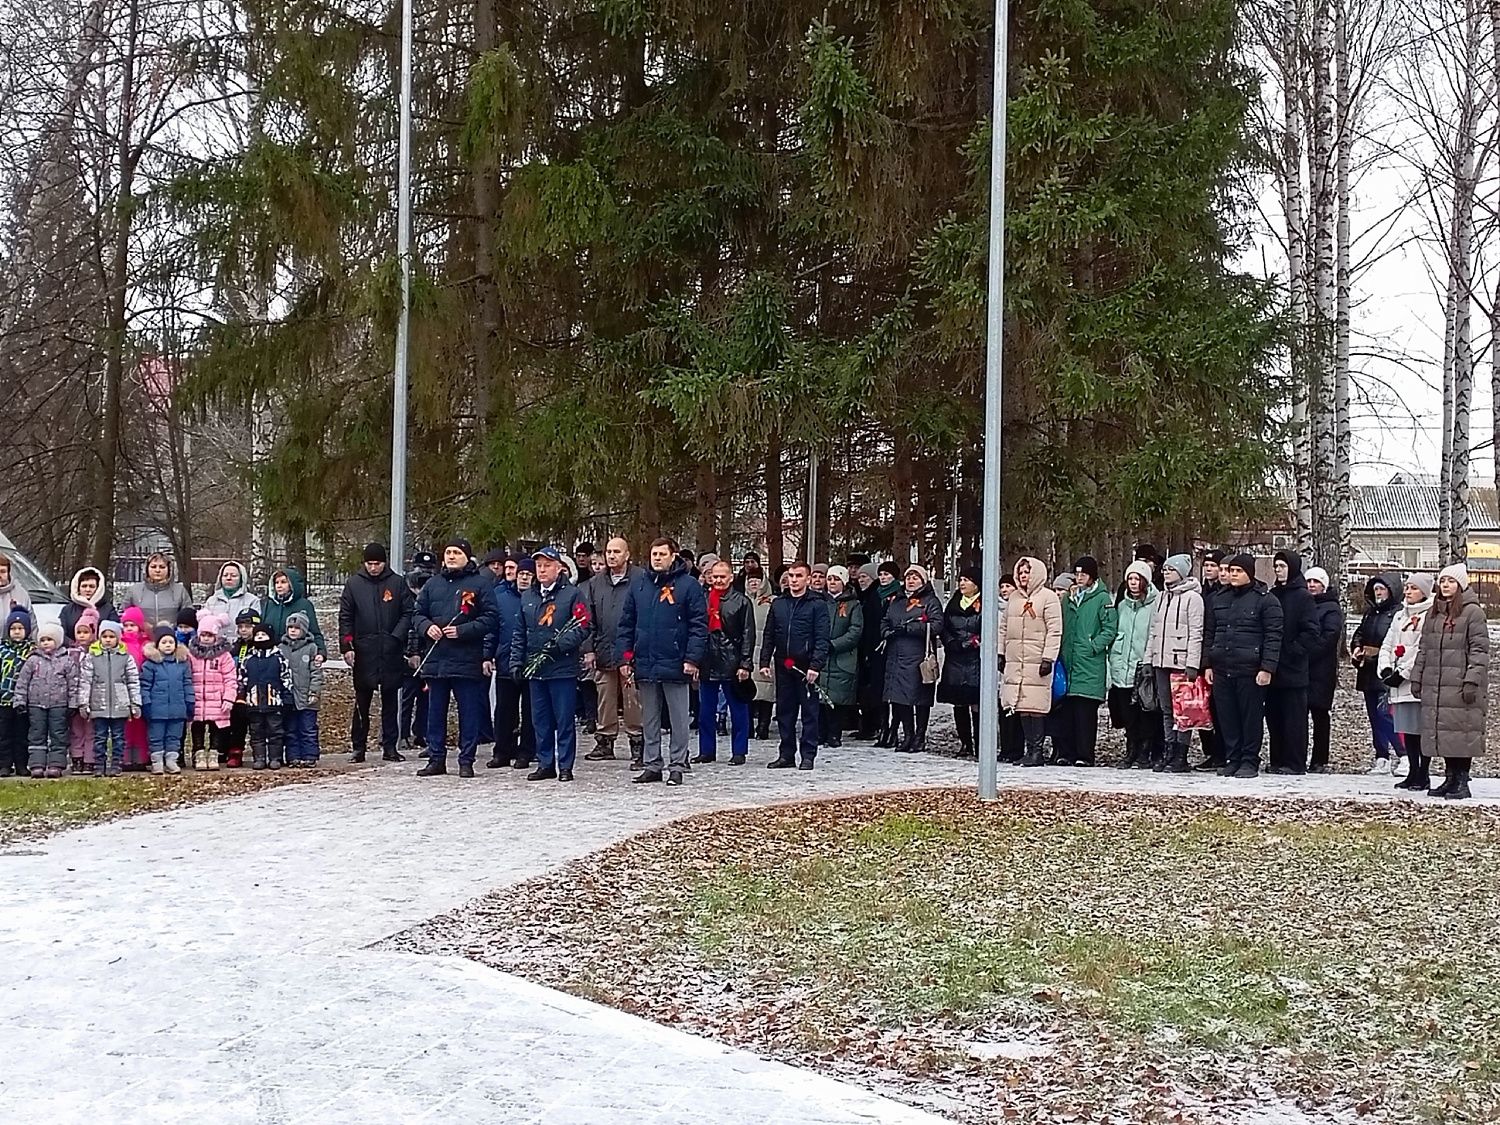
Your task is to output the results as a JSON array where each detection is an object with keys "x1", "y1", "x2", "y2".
[{"x1": 708, "y1": 588, "x2": 723, "y2": 631}]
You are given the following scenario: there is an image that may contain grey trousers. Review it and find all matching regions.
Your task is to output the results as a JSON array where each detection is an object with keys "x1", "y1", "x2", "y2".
[{"x1": 639, "y1": 680, "x2": 690, "y2": 772}]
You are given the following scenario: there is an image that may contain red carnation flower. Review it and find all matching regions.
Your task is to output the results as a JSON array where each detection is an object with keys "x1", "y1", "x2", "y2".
[
  {"x1": 783, "y1": 658, "x2": 796, "y2": 669},
  {"x1": 1394, "y1": 645, "x2": 1405, "y2": 658}
]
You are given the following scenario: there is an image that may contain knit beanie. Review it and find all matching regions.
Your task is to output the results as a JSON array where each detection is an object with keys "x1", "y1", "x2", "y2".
[
  {"x1": 1052, "y1": 573, "x2": 1075, "y2": 591},
  {"x1": 251, "y1": 622, "x2": 275, "y2": 647},
  {"x1": 151, "y1": 624, "x2": 176, "y2": 645},
  {"x1": 1304, "y1": 567, "x2": 1330, "y2": 589},
  {"x1": 1406, "y1": 573, "x2": 1435, "y2": 599},
  {"x1": 959, "y1": 565, "x2": 983, "y2": 587},
  {"x1": 812, "y1": 562, "x2": 828, "y2": 575},
  {"x1": 905, "y1": 564, "x2": 930, "y2": 585},
  {"x1": 97, "y1": 619, "x2": 122, "y2": 638},
  {"x1": 77, "y1": 605, "x2": 100, "y2": 634},
  {"x1": 1226, "y1": 553, "x2": 1256, "y2": 577},
  {"x1": 877, "y1": 561, "x2": 901, "y2": 581},
  {"x1": 364, "y1": 542, "x2": 388, "y2": 563},
  {"x1": 1072, "y1": 555, "x2": 1100, "y2": 581},
  {"x1": 1164, "y1": 554, "x2": 1194, "y2": 582},
  {"x1": 286, "y1": 611, "x2": 311, "y2": 636},
  {"x1": 859, "y1": 563, "x2": 879, "y2": 582},
  {"x1": 443, "y1": 537, "x2": 473, "y2": 560},
  {"x1": 196, "y1": 612, "x2": 225, "y2": 638},
  {"x1": 1440, "y1": 562, "x2": 1470, "y2": 591},
  {"x1": 515, "y1": 555, "x2": 536, "y2": 574},
  {"x1": 827, "y1": 565, "x2": 850, "y2": 585},
  {"x1": 37, "y1": 622, "x2": 63, "y2": 647},
  {"x1": 1125, "y1": 560, "x2": 1155, "y2": 588},
  {"x1": 177, "y1": 606, "x2": 198, "y2": 629},
  {"x1": 1201, "y1": 549, "x2": 1225, "y2": 565}
]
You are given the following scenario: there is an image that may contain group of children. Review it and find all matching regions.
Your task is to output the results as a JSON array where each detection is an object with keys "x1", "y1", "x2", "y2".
[{"x1": 0, "y1": 601, "x2": 324, "y2": 778}]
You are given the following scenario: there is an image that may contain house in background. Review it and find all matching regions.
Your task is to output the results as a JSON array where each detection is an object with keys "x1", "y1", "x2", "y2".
[{"x1": 1347, "y1": 475, "x2": 1500, "y2": 574}]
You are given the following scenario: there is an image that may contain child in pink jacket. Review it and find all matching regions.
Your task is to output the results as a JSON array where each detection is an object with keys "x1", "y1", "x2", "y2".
[
  {"x1": 187, "y1": 613, "x2": 237, "y2": 770},
  {"x1": 120, "y1": 606, "x2": 150, "y2": 768}
]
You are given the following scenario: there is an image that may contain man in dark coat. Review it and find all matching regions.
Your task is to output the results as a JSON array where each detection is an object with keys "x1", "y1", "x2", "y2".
[
  {"x1": 1266, "y1": 550, "x2": 1321, "y2": 774},
  {"x1": 758, "y1": 560, "x2": 831, "y2": 771},
  {"x1": 482, "y1": 556, "x2": 525, "y2": 769},
  {"x1": 337, "y1": 542, "x2": 415, "y2": 763},
  {"x1": 695, "y1": 560, "x2": 755, "y2": 765},
  {"x1": 413, "y1": 539, "x2": 498, "y2": 778},
  {"x1": 581, "y1": 537, "x2": 645, "y2": 765},
  {"x1": 1203, "y1": 553, "x2": 1283, "y2": 779},
  {"x1": 616, "y1": 539, "x2": 708, "y2": 786},
  {"x1": 511, "y1": 546, "x2": 591, "y2": 782}
]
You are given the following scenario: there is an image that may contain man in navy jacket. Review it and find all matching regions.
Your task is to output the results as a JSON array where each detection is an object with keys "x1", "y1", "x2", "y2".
[
  {"x1": 510, "y1": 547, "x2": 590, "y2": 781},
  {"x1": 615, "y1": 538, "x2": 708, "y2": 786},
  {"x1": 758, "y1": 560, "x2": 831, "y2": 770},
  {"x1": 413, "y1": 539, "x2": 498, "y2": 778}
]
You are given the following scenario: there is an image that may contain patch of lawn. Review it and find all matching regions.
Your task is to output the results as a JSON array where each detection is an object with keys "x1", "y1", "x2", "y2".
[
  {"x1": 0, "y1": 771, "x2": 334, "y2": 844},
  {"x1": 407, "y1": 790, "x2": 1500, "y2": 1124}
]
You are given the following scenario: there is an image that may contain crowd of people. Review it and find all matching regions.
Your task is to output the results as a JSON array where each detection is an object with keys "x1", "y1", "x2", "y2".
[{"x1": 0, "y1": 538, "x2": 1489, "y2": 797}]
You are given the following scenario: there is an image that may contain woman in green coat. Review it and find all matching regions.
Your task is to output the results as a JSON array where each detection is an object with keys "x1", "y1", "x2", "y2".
[
  {"x1": 820, "y1": 567, "x2": 864, "y2": 748},
  {"x1": 1055, "y1": 555, "x2": 1118, "y2": 766},
  {"x1": 1107, "y1": 561, "x2": 1158, "y2": 768}
]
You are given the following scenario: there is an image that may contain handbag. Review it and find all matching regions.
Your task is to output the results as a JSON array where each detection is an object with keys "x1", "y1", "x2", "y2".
[
  {"x1": 920, "y1": 623, "x2": 939, "y2": 684},
  {"x1": 1051, "y1": 659, "x2": 1068, "y2": 700},
  {"x1": 1171, "y1": 673, "x2": 1213, "y2": 731},
  {"x1": 1133, "y1": 663, "x2": 1159, "y2": 712}
]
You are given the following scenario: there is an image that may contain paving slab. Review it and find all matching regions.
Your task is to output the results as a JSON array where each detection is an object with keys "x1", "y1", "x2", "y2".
[{"x1": 2, "y1": 735, "x2": 1493, "y2": 1124}]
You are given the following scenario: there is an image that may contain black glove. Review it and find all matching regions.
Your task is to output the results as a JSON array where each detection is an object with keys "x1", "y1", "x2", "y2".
[
  {"x1": 1379, "y1": 668, "x2": 1405, "y2": 688},
  {"x1": 1038, "y1": 659, "x2": 1053, "y2": 678},
  {"x1": 1462, "y1": 682, "x2": 1479, "y2": 705},
  {"x1": 998, "y1": 655, "x2": 1006, "y2": 673},
  {"x1": 512, "y1": 667, "x2": 526, "y2": 683},
  {"x1": 1185, "y1": 667, "x2": 1200, "y2": 681}
]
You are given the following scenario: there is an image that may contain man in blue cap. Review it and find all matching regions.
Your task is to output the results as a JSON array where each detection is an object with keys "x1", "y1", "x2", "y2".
[{"x1": 510, "y1": 546, "x2": 590, "y2": 781}]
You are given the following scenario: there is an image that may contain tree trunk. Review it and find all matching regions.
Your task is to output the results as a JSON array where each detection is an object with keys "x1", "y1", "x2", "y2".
[
  {"x1": 90, "y1": 0, "x2": 141, "y2": 571},
  {"x1": 1283, "y1": 0, "x2": 1313, "y2": 559},
  {"x1": 470, "y1": 0, "x2": 502, "y2": 424},
  {"x1": 765, "y1": 430, "x2": 783, "y2": 570},
  {"x1": 892, "y1": 437, "x2": 913, "y2": 563},
  {"x1": 1308, "y1": 0, "x2": 1340, "y2": 569},
  {"x1": 1333, "y1": 0, "x2": 1352, "y2": 573},
  {"x1": 1449, "y1": 0, "x2": 1483, "y2": 563},
  {"x1": 638, "y1": 477, "x2": 661, "y2": 542},
  {"x1": 1439, "y1": 253, "x2": 1458, "y2": 560},
  {"x1": 695, "y1": 460, "x2": 716, "y2": 554}
]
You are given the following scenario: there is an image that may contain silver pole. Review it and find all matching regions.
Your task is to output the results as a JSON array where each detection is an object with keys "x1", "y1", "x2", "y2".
[
  {"x1": 806, "y1": 450, "x2": 819, "y2": 562},
  {"x1": 389, "y1": 0, "x2": 415, "y2": 575},
  {"x1": 977, "y1": 0, "x2": 1010, "y2": 802}
]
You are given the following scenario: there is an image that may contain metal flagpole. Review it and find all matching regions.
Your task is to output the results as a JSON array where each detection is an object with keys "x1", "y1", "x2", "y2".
[
  {"x1": 806, "y1": 451, "x2": 819, "y2": 562},
  {"x1": 977, "y1": 0, "x2": 1010, "y2": 802},
  {"x1": 389, "y1": 0, "x2": 415, "y2": 575}
]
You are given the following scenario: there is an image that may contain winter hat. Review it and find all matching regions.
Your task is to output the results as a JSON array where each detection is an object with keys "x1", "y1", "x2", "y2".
[
  {"x1": 412, "y1": 550, "x2": 437, "y2": 570},
  {"x1": 574, "y1": 541, "x2": 596, "y2": 557},
  {"x1": 196, "y1": 612, "x2": 224, "y2": 639},
  {"x1": 4, "y1": 607, "x2": 31, "y2": 637},
  {"x1": 877, "y1": 561, "x2": 902, "y2": 581},
  {"x1": 1405, "y1": 573, "x2": 1435, "y2": 599},
  {"x1": 121, "y1": 606, "x2": 147, "y2": 632},
  {"x1": 1439, "y1": 562, "x2": 1470, "y2": 591},
  {"x1": 515, "y1": 555, "x2": 536, "y2": 574},
  {"x1": 1134, "y1": 542, "x2": 1161, "y2": 563},
  {"x1": 812, "y1": 562, "x2": 829, "y2": 575},
  {"x1": 1124, "y1": 560, "x2": 1155, "y2": 588},
  {"x1": 286, "y1": 611, "x2": 311, "y2": 635},
  {"x1": 1227, "y1": 553, "x2": 1257, "y2": 577},
  {"x1": 481, "y1": 547, "x2": 508, "y2": 566},
  {"x1": 364, "y1": 542, "x2": 388, "y2": 563},
  {"x1": 76, "y1": 605, "x2": 100, "y2": 634},
  {"x1": 151, "y1": 624, "x2": 176, "y2": 645},
  {"x1": 1052, "y1": 573, "x2": 1075, "y2": 591},
  {"x1": 177, "y1": 606, "x2": 198, "y2": 630},
  {"x1": 1164, "y1": 554, "x2": 1194, "y2": 582},
  {"x1": 1072, "y1": 555, "x2": 1100, "y2": 581},
  {"x1": 97, "y1": 619, "x2": 122, "y2": 638},
  {"x1": 251, "y1": 622, "x2": 275, "y2": 646},
  {"x1": 904, "y1": 564, "x2": 930, "y2": 585},
  {"x1": 37, "y1": 622, "x2": 63, "y2": 647},
  {"x1": 443, "y1": 537, "x2": 473, "y2": 560},
  {"x1": 859, "y1": 563, "x2": 879, "y2": 582},
  {"x1": 1304, "y1": 566, "x2": 1331, "y2": 589},
  {"x1": 827, "y1": 565, "x2": 850, "y2": 585},
  {"x1": 1201, "y1": 549, "x2": 1225, "y2": 565},
  {"x1": 235, "y1": 607, "x2": 261, "y2": 626},
  {"x1": 959, "y1": 565, "x2": 983, "y2": 587}
]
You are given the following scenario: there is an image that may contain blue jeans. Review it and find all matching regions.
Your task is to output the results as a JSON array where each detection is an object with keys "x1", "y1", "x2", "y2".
[
  {"x1": 94, "y1": 718, "x2": 127, "y2": 768},
  {"x1": 147, "y1": 718, "x2": 185, "y2": 759},
  {"x1": 530, "y1": 678, "x2": 578, "y2": 771},
  {"x1": 424, "y1": 678, "x2": 488, "y2": 766},
  {"x1": 698, "y1": 680, "x2": 749, "y2": 760},
  {"x1": 285, "y1": 708, "x2": 320, "y2": 763},
  {"x1": 1364, "y1": 689, "x2": 1398, "y2": 758}
]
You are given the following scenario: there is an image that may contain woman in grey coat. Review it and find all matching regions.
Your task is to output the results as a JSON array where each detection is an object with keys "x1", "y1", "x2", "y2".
[
  {"x1": 120, "y1": 553, "x2": 195, "y2": 627},
  {"x1": 1411, "y1": 563, "x2": 1489, "y2": 800}
]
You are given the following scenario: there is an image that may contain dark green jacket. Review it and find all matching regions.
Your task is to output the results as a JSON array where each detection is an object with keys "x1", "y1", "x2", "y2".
[
  {"x1": 1060, "y1": 581, "x2": 1118, "y2": 701},
  {"x1": 822, "y1": 589, "x2": 864, "y2": 706}
]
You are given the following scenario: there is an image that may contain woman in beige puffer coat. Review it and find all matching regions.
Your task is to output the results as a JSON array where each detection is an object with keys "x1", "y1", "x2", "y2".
[
  {"x1": 999, "y1": 556, "x2": 1062, "y2": 766},
  {"x1": 1411, "y1": 563, "x2": 1489, "y2": 800}
]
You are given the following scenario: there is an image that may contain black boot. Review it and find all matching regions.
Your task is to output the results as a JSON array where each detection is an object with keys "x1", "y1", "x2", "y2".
[
  {"x1": 1429, "y1": 760, "x2": 1456, "y2": 797},
  {"x1": 416, "y1": 760, "x2": 446, "y2": 776},
  {"x1": 382, "y1": 747, "x2": 405, "y2": 762},
  {"x1": 1168, "y1": 744, "x2": 1191, "y2": 773},
  {"x1": 1021, "y1": 742, "x2": 1045, "y2": 767},
  {"x1": 1119, "y1": 736, "x2": 1140, "y2": 770},
  {"x1": 349, "y1": 750, "x2": 366, "y2": 763},
  {"x1": 628, "y1": 736, "x2": 645, "y2": 771},
  {"x1": 1444, "y1": 760, "x2": 1472, "y2": 800},
  {"x1": 895, "y1": 723, "x2": 918, "y2": 753},
  {"x1": 913, "y1": 708, "x2": 930, "y2": 754}
]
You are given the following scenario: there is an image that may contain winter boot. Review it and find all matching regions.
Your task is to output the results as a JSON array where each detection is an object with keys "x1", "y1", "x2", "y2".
[
  {"x1": 190, "y1": 748, "x2": 204, "y2": 771},
  {"x1": 914, "y1": 710, "x2": 930, "y2": 754},
  {"x1": 251, "y1": 749, "x2": 267, "y2": 771},
  {"x1": 585, "y1": 735, "x2": 616, "y2": 761},
  {"x1": 164, "y1": 753, "x2": 181, "y2": 775},
  {"x1": 1119, "y1": 736, "x2": 1140, "y2": 770},
  {"x1": 349, "y1": 750, "x2": 366, "y2": 763},
  {"x1": 1168, "y1": 744, "x2": 1191, "y2": 774},
  {"x1": 1428, "y1": 761, "x2": 1456, "y2": 798},
  {"x1": 1021, "y1": 742, "x2": 1045, "y2": 767},
  {"x1": 1399, "y1": 755, "x2": 1431, "y2": 791},
  {"x1": 150, "y1": 752, "x2": 165, "y2": 775},
  {"x1": 628, "y1": 736, "x2": 645, "y2": 772},
  {"x1": 382, "y1": 747, "x2": 406, "y2": 762},
  {"x1": 958, "y1": 734, "x2": 975, "y2": 759},
  {"x1": 895, "y1": 723, "x2": 918, "y2": 753},
  {"x1": 416, "y1": 760, "x2": 447, "y2": 777},
  {"x1": 1445, "y1": 760, "x2": 1472, "y2": 800}
]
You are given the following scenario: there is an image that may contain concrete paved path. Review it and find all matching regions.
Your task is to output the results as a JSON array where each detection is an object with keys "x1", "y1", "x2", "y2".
[{"x1": 2, "y1": 741, "x2": 1493, "y2": 1124}]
